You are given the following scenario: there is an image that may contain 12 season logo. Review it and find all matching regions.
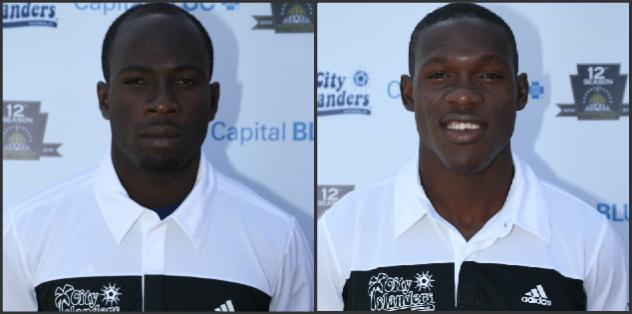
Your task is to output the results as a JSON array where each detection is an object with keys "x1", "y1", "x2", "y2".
[{"x1": 317, "y1": 70, "x2": 371, "y2": 116}]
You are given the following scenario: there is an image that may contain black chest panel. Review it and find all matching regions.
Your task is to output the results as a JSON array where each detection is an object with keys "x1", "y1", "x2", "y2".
[
  {"x1": 35, "y1": 275, "x2": 271, "y2": 311},
  {"x1": 342, "y1": 262, "x2": 585, "y2": 311}
]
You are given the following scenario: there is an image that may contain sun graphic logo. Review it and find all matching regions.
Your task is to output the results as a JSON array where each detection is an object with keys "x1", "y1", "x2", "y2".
[
  {"x1": 100, "y1": 283, "x2": 122, "y2": 306},
  {"x1": 414, "y1": 271, "x2": 435, "y2": 291}
]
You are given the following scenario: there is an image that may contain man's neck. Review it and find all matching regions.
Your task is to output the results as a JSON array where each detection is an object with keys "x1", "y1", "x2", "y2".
[
  {"x1": 418, "y1": 146, "x2": 514, "y2": 241},
  {"x1": 111, "y1": 150, "x2": 200, "y2": 210}
]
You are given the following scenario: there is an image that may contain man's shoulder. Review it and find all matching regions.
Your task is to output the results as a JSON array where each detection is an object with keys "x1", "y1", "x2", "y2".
[
  {"x1": 538, "y1": 179, "x2": 605, "y2": 227},
  {"x1": 212, "y1": 171, "x2": 298, "y2": 229},
  {"x1": 320, "y1": 176, "x2": 397, "y2": 228},
  {"x1": 9, "y1": 168, "x2": 97, "y2": 223}
]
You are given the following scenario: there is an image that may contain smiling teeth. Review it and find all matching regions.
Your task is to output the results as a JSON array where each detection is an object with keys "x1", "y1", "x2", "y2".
[{"x1": 447, "y1": 121, "x2": 480, "y2": 130}]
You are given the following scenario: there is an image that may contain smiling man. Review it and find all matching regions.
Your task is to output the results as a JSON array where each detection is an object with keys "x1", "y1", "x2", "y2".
[
  {"x1": 317, "y1": 3, "x2": 627, "y2": 311},
  {"x1": 3, "y1": 3, "x2": 312, "y2": 311}
]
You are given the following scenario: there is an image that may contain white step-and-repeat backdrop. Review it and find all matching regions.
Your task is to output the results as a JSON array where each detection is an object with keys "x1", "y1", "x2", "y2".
[
  {"x1": 3, "y1": 3, "x2": 314, "y2": 246},
  {"x1": 317, "y1": 3, "x2": 629, "y2": 264}
]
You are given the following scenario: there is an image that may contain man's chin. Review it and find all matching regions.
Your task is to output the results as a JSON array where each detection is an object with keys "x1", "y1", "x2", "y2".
[
  {"x1": 441, "y1": 154, "x2": 492, "y2": 175},
  {"x1": 139, "y1": 155, "x2": 181, "y2": 174}
]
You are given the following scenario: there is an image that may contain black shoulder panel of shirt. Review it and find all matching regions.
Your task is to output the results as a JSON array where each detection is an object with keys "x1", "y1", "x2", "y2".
[
  {"x1": 343, "y1": 262, "x2": 585, "y2": 311},
  {"x1": 35, "y1": 275, "x2": 271, "y2": 311}
]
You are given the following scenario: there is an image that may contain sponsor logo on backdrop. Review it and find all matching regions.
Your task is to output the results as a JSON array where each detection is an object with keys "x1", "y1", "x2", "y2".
[
  {"x1": 253, "y1": 3, "x2": 313, "y2": 33},
  {"x1": 211, "y1": 121, "x2": 313, "y2": 145},
  {"x1": 3, "y1": 3, "x2": 57, "y2": 28},
  {"x1": 318, "y1": 70, "x2": 371, "y2": 116},
  {"x1": 387, "y1": 80, "x2": 401, "y2": 99},
  {"x1": 3, "y1": 101, "x2": 62, "y2": 160},
  {"x1": 557, "y1": 64, "x2": 629, "y2": 120},
  {"x1": 596, "y1": 203, "x2": 629, "y2": 222},
  {"x1": 529, "y1": 81, "x2": 544, "y2": 100},
  {"x1": 317, "y1": 185, "x2": 355, "y2": 218},
  {"x1": 368, "y1": 272, "x2": 436, "y2": 311},
  {"x1": 54, "y1": 283, "x2": 122, "y2": 311},
  {"x1": 74, "y1": 2, "x2": 238, "y2": 15}
]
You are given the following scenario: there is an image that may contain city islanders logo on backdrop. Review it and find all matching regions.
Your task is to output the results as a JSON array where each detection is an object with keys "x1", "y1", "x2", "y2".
[
  {"x1": 3, "y1": 101, "x2": 62, "y2": 160},
  {"x1": 317, "y1": 185, "x2": 355, "y2": 218},
  {"x1": 557, "y1": 64, "x2": 629, "y2": 120},
  {"x1": 318, "y1": 70, "x2": 371, "y2": 116},
  {"x1": 3, "y1": 3, "x2": 57, "y2": 28},
  {"x1": 253, "y1": 3, "x2": 313, "y2": 33}
]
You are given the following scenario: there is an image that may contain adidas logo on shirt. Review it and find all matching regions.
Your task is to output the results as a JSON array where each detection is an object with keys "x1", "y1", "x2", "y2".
[
  {"x1": 214, "y1": 300, "x2": 235, "y2": 312},
  {"x1": 521, "y1": 285, "x2": 552, "y2": 306}
]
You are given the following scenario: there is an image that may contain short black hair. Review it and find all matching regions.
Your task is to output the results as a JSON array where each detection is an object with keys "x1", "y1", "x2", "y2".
[
  {"x1": 408, "y1": 3, "x2": 518, "y2": 76},
  {"x1": 101, "y1": 3, "x2": 214, "y2": 82}
]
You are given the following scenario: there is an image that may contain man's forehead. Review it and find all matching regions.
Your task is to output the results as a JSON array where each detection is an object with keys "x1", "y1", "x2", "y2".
[
  {"x1": 113, "y1": 13, "x2": 201, "y2": 48},
  {"x1": 109, "y1": 13, "x2": 208, "y2": 73},
  {"x1": 415, "y1": 17, "x2": 512, "y2": 63}
]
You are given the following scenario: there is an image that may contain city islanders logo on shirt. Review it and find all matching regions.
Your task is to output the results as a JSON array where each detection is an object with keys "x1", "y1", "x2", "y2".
[
  {"x1": 54, "y1": 283, "x2": 122, "y2": 311},
  {"x1": 368, "y1": 272, "x2": 436, "y2": 311},
  {"x1": 556, "y1": 64, "x2": 628, "y2": 120}
]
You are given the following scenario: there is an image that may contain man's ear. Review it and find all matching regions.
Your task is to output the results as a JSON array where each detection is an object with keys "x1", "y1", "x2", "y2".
[
  {"x1": 209, "y1": 82, "x2": 220, "y2": 122},
  {"x1": 97, "y1": 82, "x2": 110, "y2": 120},
  {"x1": 516, "y1": 73, "x2": 528, "y2": 111},
  {"x1": 400, "y1": 74, "x2": 415, "y2": 112}
]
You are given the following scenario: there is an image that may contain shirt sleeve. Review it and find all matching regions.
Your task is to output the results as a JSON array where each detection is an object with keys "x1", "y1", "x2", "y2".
[
  {"x1": 3, "y1": 210, "x2": 38, "y2": 311},
  {"x1": 317, "y1": 217, "x2": 345, "y2": 311},
  {"x1": 269, "y1": 218, "x2": 314, "y2": 311},
  {"x1": 584, "y1": 218, "x2": 629, "y2": 310}
]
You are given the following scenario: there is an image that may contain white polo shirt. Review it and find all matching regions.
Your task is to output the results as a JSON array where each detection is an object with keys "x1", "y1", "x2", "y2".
[
  {"x1": 4, "y1": 154, "x2": 313, "y2": 311},
  {"x1": 317, "y1": 154, "x2": 628, "y2": 311}
]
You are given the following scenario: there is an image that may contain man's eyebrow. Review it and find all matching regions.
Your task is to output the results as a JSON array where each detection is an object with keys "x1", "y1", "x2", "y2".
[
  {"x1": 419, "y1": 57, "x2": 449, "y2": 68},
  {"x1": 420, "y1": 55, "x2": 508, "y2": 68},
  {"x1": 171, "y1": 64, "x2": 206, "y2": 76},
  {"x1": 116, "y1": 65, "x2": 152, "y2": 76}
]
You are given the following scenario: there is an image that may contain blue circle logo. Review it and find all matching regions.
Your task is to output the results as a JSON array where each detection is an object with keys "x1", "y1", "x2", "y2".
[{"x1": 353, "y1": 71, "x2": 369, "y2": 87}]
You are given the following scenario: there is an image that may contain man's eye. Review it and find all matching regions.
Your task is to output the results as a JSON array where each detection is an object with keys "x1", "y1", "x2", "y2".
[
  {"x1": 176, "y1": 78, "x2": 198, "y2": 86},
  {"x1": 480, "y1": 72, "x2": 503, "y2": 79},
  {"x1": 426, "y1": 72, "x2": 449, "y2": 79},
  {"x1": 123, "y1": 78, "x2": 146, "y2": 85}
]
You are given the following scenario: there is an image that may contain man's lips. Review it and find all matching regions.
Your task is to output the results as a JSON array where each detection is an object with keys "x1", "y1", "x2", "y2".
[
  {"x1": 140, "y1": 125, "x2": 183, "y2": 138},
  {"x1": 439, "y1": 113, "x2": 486, "y2": 144},
  {"x1": 140, "y1": 125, "x2": 182, "y2": 147}
]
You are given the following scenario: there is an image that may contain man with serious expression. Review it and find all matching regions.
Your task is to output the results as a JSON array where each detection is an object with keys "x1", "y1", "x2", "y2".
[
  {"x1": 97, "y1": 13, "x2": 219, "y2": 210},
  {"x1": 3, "y1": 4, "x2": 313, "y2": 311},
  {"x1": 400, "y1": 17, "x2": 528, "y2": 240}
]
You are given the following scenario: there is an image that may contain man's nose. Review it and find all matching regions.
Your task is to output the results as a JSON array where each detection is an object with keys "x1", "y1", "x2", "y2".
[
  {"x1": 146, "y1": 82, "x2": 179, "y2": 115},
  {"x1": 445, "y1": 79, "x2": 483, "y2": 107}
]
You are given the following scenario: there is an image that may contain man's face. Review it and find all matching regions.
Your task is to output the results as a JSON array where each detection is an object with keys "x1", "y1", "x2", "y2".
[
  {"x1": 97, "y1": 14, "x2": 219, "y2": 174},
  {"x1": 401, "y1": 18, "x2": 528, "y2": 174}
]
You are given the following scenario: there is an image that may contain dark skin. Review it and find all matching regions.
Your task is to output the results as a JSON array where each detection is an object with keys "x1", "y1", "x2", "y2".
[
  {"x1": 400, "y1": 18, "x2": 529, "y2": 241},
  {"x1": 97, "y1": 14, "x2": 219, "y2": 209}
]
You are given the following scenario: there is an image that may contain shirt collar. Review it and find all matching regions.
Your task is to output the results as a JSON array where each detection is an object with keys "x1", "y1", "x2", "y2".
[
  {"x1": 393, "y1": 153, "x2": 551, "y2": 244},
  {"x1": 93, "y1": 153, "x2": 216, "y2": 251}
]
